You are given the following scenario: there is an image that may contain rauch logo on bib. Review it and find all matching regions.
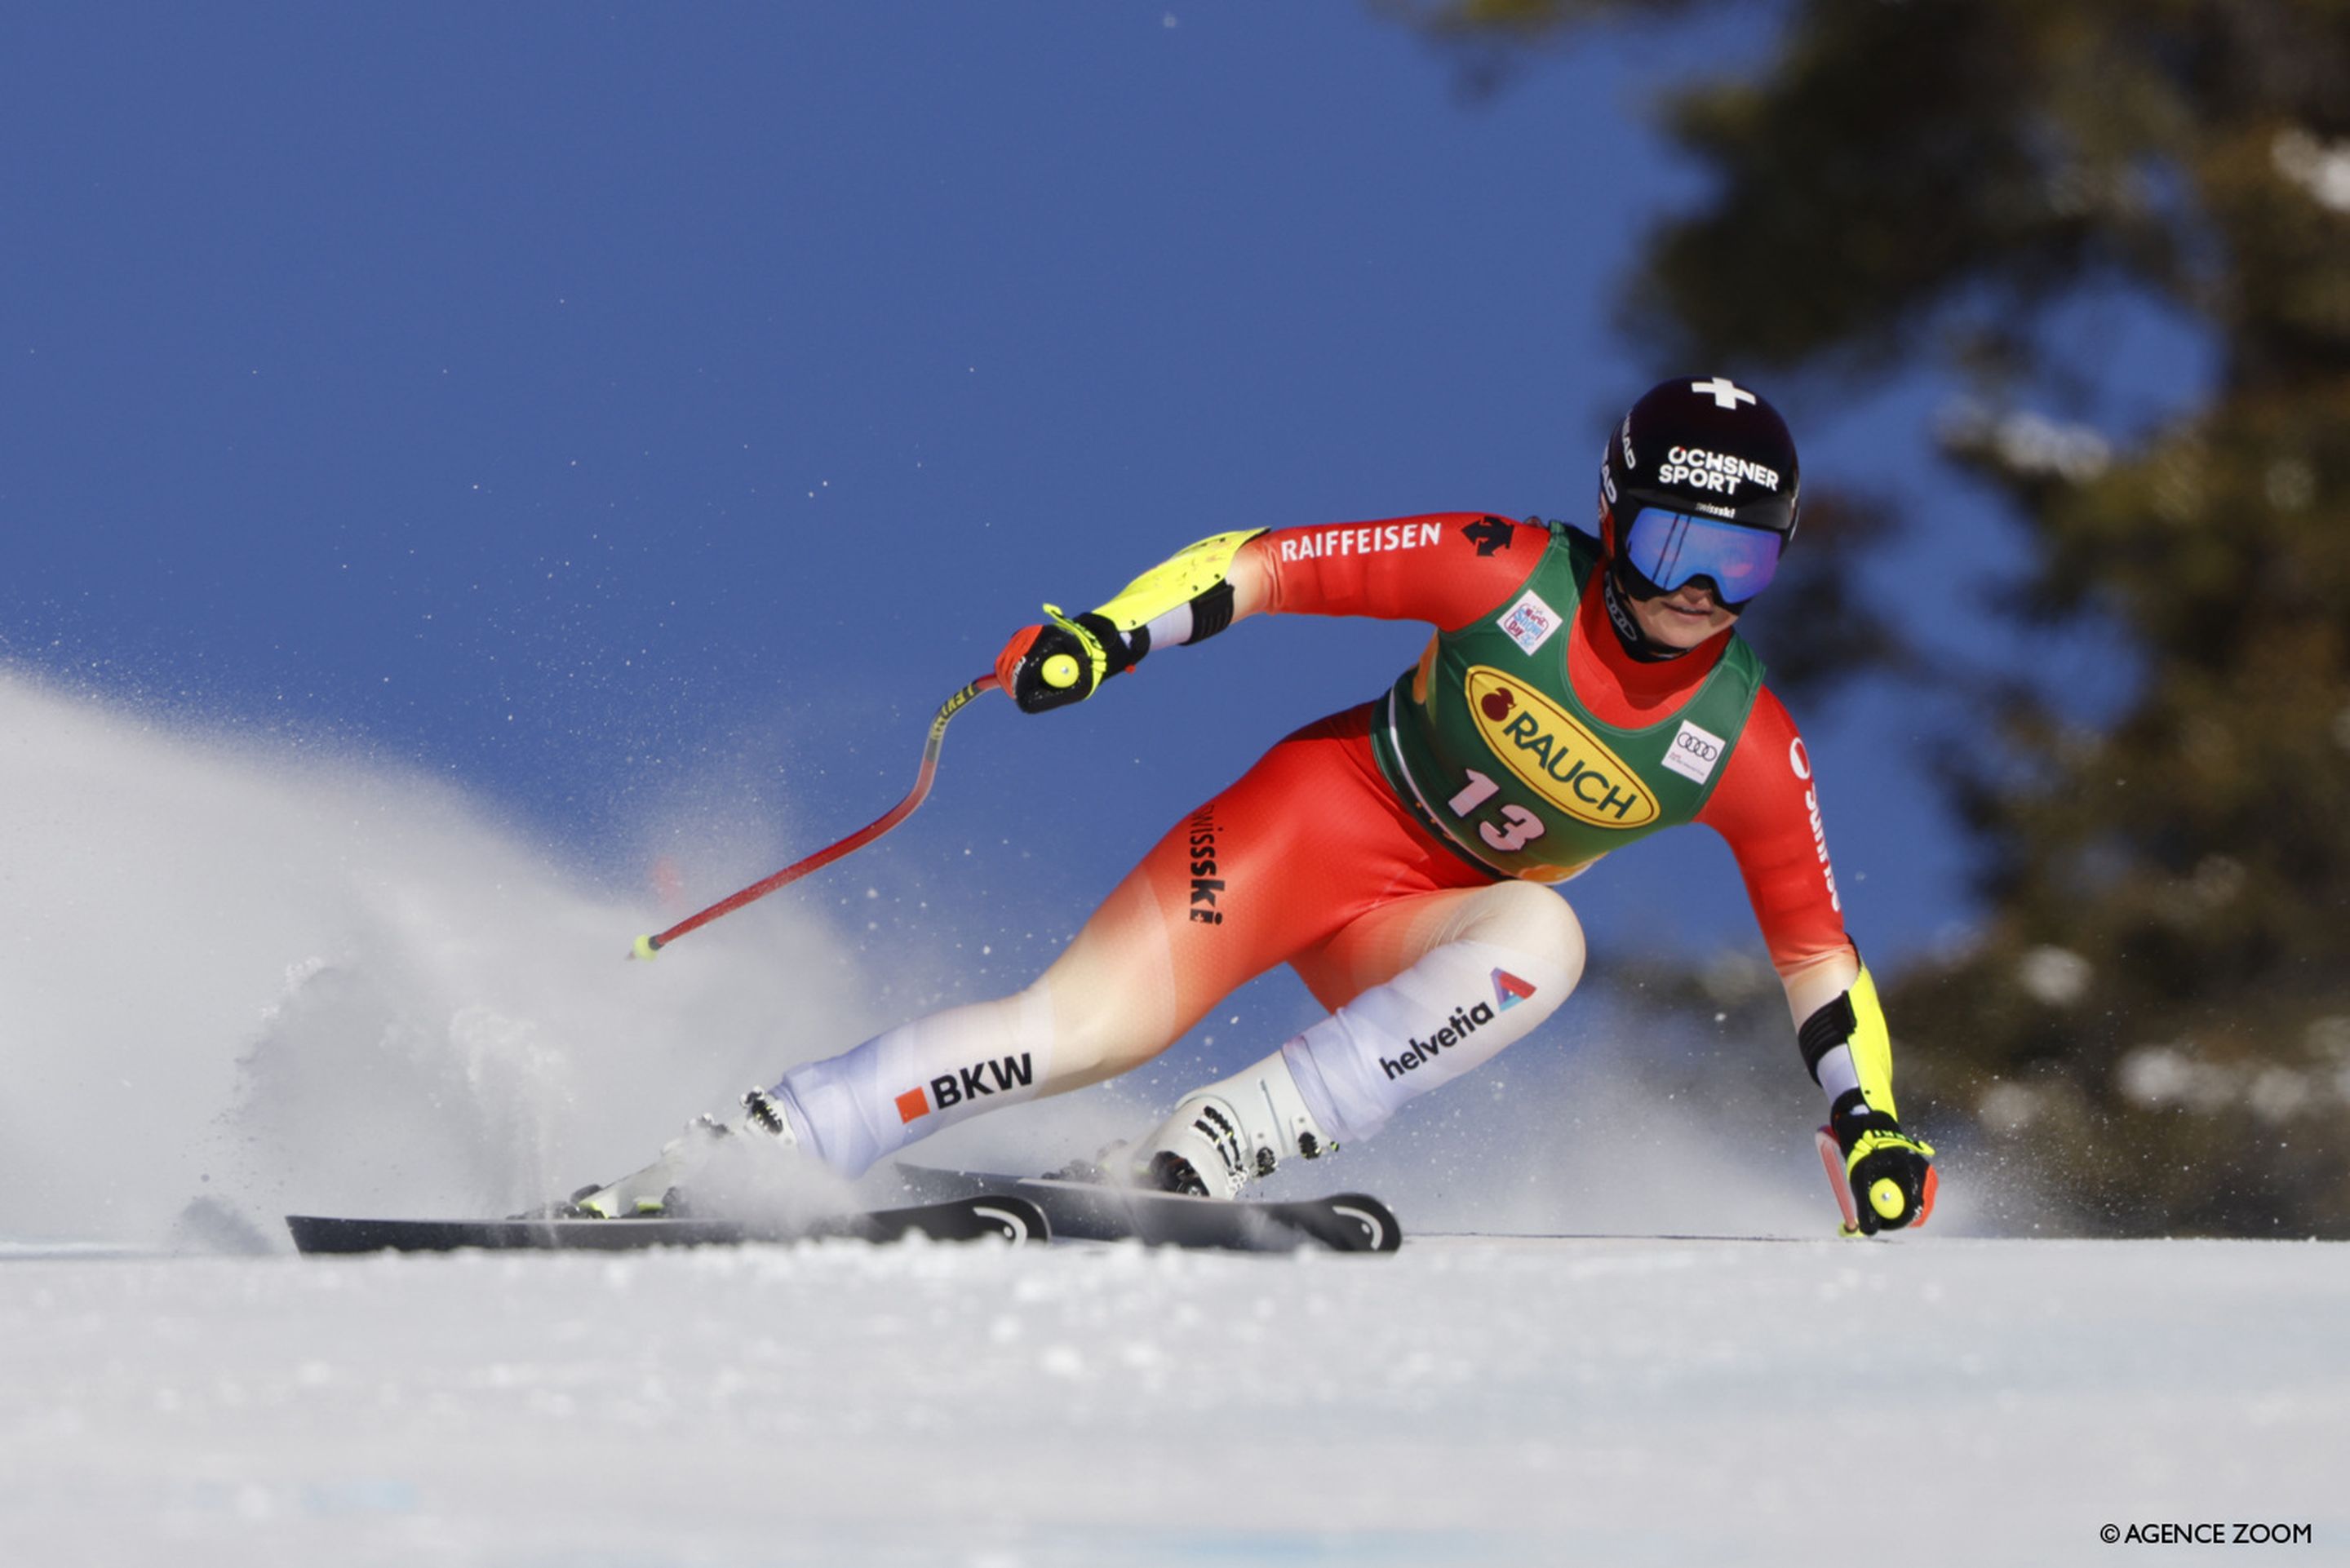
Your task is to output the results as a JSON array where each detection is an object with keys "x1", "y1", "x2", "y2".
[{"x1": 1462, "y1": 667, "x2": 1658, "y2": 828}]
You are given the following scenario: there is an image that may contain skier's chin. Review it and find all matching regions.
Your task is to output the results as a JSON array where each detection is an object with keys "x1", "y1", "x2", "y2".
[{"x1": 1635, "y1": 596, "x2": 1733, "y2": 648}]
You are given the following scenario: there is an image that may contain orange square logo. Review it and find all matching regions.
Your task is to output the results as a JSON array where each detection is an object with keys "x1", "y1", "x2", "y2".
[{"x1": 894, "y1": 1086, "x2": 929, "y2": 1124}]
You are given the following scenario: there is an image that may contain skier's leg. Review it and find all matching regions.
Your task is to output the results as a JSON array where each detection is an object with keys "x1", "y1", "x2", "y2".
[
  {"x1": 771, "y1": 706, "x2": 1465, "y2": 1179},
  {"x1": 772, "y1": 869, "x2": 1212, "y2": 1180},
  {"x1": 1136, "y1": 879, "x2": 1586, "y2": 1194},
  {"x1": 573, "y1": 859, "x2": 1228, "y2": 1211},
  {"x1": 1282, "y1": 878, "x2": 1585, "y2": 1138}
]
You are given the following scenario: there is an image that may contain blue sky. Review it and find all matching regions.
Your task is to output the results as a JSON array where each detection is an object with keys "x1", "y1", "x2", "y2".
[{"x1": 2, "y1": 6, "x2": 2201, "y2": 1014}]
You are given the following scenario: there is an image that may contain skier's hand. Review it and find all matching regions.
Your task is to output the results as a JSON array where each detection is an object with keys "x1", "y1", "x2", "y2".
[
  {"x1": 1831, "y1": 1101, "x2": 1936, "y2": 1234},
  {"x1": 995, "y1": 605, "x2": 1137, "y2": 713}
]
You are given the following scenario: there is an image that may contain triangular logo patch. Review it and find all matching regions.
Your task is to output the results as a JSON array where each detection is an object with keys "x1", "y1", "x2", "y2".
[{"x1": 1492, "y1": 968, "x2": 1537, "y2": 1011}]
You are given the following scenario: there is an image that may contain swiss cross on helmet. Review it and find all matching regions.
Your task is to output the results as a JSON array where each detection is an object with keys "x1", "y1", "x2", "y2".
[{"x1": 1598, "y1": 375, "x2": 1801, "y2": 609}]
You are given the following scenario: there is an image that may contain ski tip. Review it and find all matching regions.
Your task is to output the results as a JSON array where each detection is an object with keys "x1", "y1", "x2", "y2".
[
  {"x1": 1324, "y1": 1193, "x2": 1404, "y2": 1253},
  {"x1": 966, "y1": 1195, "x2": 1052, "y2": 1245},
  {"x1": 629, "y1": 933, "x2": 660, "y2": 962}
]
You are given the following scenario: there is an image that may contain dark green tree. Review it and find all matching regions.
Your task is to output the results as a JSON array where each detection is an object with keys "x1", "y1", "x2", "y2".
[{"x1": 1388, "y1": 0, "x2": 2350, "y2": 1234}]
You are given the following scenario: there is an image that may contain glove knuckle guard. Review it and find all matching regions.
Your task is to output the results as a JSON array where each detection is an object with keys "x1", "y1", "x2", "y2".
[{"x1": 1006, "y1": 613, "x2": 1120, "y2": 714}]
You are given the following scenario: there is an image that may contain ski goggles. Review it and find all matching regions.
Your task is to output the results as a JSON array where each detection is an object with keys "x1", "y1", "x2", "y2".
[{"x1": 1619, "y1": 507, "x2": 1783, "y2": 607}]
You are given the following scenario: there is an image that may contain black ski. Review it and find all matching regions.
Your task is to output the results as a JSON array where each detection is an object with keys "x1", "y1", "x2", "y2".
[
  {"x1": 286, "y1": 1194, "x2": 1049, "y2": 1255},
  {"x1": 893, "y1": 1165, "x2": 1401, "y2": 1254}
]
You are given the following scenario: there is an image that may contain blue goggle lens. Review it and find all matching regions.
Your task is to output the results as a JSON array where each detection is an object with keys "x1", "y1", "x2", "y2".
[{"x1": 1621, "y1": 509, "x2": 1782, "y2": 605}]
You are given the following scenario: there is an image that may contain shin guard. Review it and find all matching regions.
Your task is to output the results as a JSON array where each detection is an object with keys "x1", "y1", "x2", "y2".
[
  {"x1": 1280, "y1": 937, "x2": 1574, "y2": 1144},
  {"x1": 778, "y1": 989, "x2": 1055, "y2": 1178}
]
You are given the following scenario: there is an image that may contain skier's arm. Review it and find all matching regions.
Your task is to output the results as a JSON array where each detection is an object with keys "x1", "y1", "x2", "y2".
[
  {"x1": 995, "y1": 529, "x2": 1267, "y2": 712},
  {"x1": 997, "y1": 514, "x2": 1545, "y2": 712},
  {"x1": 1698, "y1": 691, "x2": 1935, "y2": 1233},
  {"x1": 1246, "y1": 513, "x2": 1549, "y2": 629}
]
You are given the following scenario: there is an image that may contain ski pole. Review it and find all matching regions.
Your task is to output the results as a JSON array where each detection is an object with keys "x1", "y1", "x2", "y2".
[{"x1": 629, "y1": 673, "x2": 1002, "y2": 959}]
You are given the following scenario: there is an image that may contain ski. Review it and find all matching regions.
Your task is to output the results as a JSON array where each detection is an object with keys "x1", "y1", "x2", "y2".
[
  {"x1": 285, "y1": 1194, "x2": 1049, "y2": 1255},
  {"x1": 893, "y1": 1164, "x2": 1402, "y2": 1254}
]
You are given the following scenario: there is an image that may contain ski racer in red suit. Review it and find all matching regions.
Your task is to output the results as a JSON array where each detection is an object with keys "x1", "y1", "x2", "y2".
[{"x1": 581, "y1": 378, "x2": 1936, "y2": 1234}]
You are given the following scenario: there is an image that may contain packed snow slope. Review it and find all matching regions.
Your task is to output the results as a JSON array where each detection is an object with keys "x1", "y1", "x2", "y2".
[{"x1": 4, "y1": 1237, "x2": 2345, "y2": 1566}]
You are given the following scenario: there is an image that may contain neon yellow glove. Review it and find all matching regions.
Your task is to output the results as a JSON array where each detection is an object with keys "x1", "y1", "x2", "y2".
[
  {"x1": 1801, "y1": 966, "x2": 1935, "y2": 1234},
  {"x1": 994, "y1": 606, "x2": 1133, "y2": 712},
  {"x1": 992, "y1": 529, "x2": 1266, "y2": 715},
  {"x1": 1829, "y1": 1105, "x2": 1936, "y2": 1234}
]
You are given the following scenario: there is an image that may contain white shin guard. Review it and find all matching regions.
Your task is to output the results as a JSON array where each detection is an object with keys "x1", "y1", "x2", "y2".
[
  {"x1": 778, "y1": 988, "x2": 1056, "y2": 1179},
  {"x1": 1137, "y1": 937, "x2": 1576, "y2": 1197},
  {"x1": 1279, "y1": 937, "x2": 1575, "y2": 1145}
]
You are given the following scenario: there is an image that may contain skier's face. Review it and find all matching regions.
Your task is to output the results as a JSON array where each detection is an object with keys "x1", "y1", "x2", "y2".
[{"x1": 1627, "y1": 578, "x2": 1739, "y2": 649}]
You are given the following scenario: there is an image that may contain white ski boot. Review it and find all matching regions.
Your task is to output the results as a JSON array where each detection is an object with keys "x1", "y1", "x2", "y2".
[
  {"x1": 569, "y1": 1087, "x2": 799, "y2": 1218},
  {"x1": 1132, "y1": 1050, "x2": 1336, "y2": 1199}
]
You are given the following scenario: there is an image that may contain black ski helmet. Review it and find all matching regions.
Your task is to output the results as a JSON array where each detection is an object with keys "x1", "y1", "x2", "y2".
[{"x1": 1598, "y1": 375, "x2": 1802, "y2": 559}]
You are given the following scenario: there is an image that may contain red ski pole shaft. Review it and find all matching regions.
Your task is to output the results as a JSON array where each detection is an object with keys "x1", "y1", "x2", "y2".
[{"x1": 629, "y1": 674, "x2": 1000, "y2": 959}]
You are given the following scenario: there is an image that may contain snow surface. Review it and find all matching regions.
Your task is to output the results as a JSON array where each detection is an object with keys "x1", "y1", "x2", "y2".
[
  {"x1": 6, "y1": 671, "x2": 2347, "y2": 1564},
  {"x1": 5, "y1": 1236, "x2": 2347, "y2": 1566}
]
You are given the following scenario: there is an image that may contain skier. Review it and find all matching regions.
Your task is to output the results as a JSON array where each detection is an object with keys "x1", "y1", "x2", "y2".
[{"x1": 580, "y1": 376, "x2": 1935, "y2": 1234}]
